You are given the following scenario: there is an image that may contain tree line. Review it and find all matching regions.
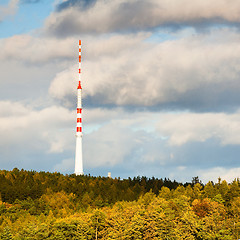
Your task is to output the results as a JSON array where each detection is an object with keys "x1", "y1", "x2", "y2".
[
  {"x1": 0, "y1": 168, "x2": 240, "y2": 239},
  {"x1": 0, "y1": 168, "x2": 181, "y2": 205}
]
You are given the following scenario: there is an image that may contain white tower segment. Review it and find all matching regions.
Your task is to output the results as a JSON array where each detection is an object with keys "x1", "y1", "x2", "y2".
[{"x1": 75, "y1": 40, "x2": 83, "y2": 175}]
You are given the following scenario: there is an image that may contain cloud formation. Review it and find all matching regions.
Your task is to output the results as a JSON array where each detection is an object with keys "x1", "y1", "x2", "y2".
[
  {"x1": 0, "y1": 101, "x2": 74, "y2": 162},
  {"x1": 44, "y1": 0, "x2": 240, "y2": 36},
  {"x1": 49, "y1": 29, "x2": 240, "y2": 111},
  {"x1": 0, "y1": 99, "x2": 240, "y2": 181},
  {"x1": 2, "y1": 30, "x2": 239, "y2": 112},
  {"x1": 1, "y1": 0, "x2": 240, "y2": 182},
  {"x1": 80, "y1": 108, "x2": 240, "y2": 181},
  {"x1": 0, "y1": 35, "x2": 75, "y2": 63},
  {"x1": 0, "y1": 0, "x2": 19, "y2": 22},
  {"x1": 156, "y1": 111, "x2": 240, "y2": 146}
]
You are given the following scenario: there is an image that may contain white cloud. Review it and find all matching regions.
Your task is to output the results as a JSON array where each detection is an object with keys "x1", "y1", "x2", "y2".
[
  {"x1": 53, "y1": 158, "x2": 74, "y2": 172},
  {"x1": 0, "y1": 0, "x2": 19, "y2": 22},
  {"x1": 197, "y1": 167, "x2": 240, "y2": 183},
  {"x1": 0, "y1": 35, "x2": 75, "y2": 63},
  {"x1": 84, "y1": 123, "x2": 137, "y2": 167},
  {"x1": 49, "y1": 65, "x2": 76, "y2": 103},
  {"x1": 0, "y1": 101, "x2": 167, "y2": 172},
  {"x1": 0, "y1": 100, "x2": 239, "y2": 181},
  {"x1": 156, "y1": 111, "x2": 240, "y2": 146},
  {"x1": 166, "y1": 166, "x2": 240, "y2": 184},
  {"x1": 1, "y1": 0, "x2": 240, "y2": 182},
  {"x1": 2, "y1": 30, "x2": 240, "y2": 111},
  {"x1": 83, "y1": 120, "x2": 171, "y2": 170},
  {"x1": 0, "y1": 101, "x2": 74, "y2": 152},
  {"x1": 0, "y1": 101, "x2": 30, "y2": 117},
  {"x1": 49, "y1": 29, "x2": 240, "y2": 110}
]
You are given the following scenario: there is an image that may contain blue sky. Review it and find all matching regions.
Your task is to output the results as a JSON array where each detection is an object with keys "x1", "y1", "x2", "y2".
[
  {"x1": 0, "y1": 0, "x2": 54, "y2": 38},
  {"x1": 0, "y1": 0, "x2": 240, "y2": 183}
]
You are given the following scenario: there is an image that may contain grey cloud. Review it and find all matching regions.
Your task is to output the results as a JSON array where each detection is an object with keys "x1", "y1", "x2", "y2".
[
  {"x1": 83, "y1": 115, "x2": 240, "y2": 182},
  {"x1": 56, "y1": 0, "x2": 97, "y2": 12},
  {"x1": 0, "y1": 101, "x2": 75, "y2": 172},
  {"x1": 44, "y1": 0, "x2": 240, "y2": 36},
  {"x1": 82, "y1": 108, "x2": 240, "y2": 178},
  {"x1": 0, "y1": 58, "x2": 65, "y2": 104},
  {"x1": 20, "y1": 0, "x2": 40, "y2": 3},
  {"x1": 0, "y1": 100, "x2": 239, "y2": 182},
  {"x1": 83, "y1": 119, "x2": 173, "y2": 172}
]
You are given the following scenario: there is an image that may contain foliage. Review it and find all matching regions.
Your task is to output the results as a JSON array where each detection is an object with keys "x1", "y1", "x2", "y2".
[{"x1": 0, "y1": 169, "x2": 240, "y2": 239}]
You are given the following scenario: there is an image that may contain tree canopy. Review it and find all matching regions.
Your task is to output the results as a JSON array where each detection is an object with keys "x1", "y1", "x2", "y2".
[{"x1": 0, "y1": 169, "x2": 240, "y2": 239}]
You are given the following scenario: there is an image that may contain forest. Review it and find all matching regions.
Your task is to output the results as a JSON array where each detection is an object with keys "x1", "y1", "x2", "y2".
[{"x1": 0, "y1": 168, "x2": 240, "y2": 239}]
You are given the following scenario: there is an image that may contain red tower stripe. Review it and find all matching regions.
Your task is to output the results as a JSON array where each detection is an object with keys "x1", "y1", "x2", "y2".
[
  {"x1": 79, "y1": 69, "x2": 81, "y2": 73},
  {"x1": 77, "y1": 127, "x2": 82, "y2": 132},
  {"x1": 77, "y1": 118, "x2": 82, "y2": 123},
  {"x1": 77, "y1": 81, "x2": 82, "y2": 89},
  {"x1": 77, "y1": 108, "x2": 82, "y2": 113},
  {"x1": 79, "y1": 56, "x2": 81, "y2": 62},
  {"x1": 79, "y1": 48, "x2": 81, "y2": 52},
  {"x1": 79, "y1": 40, "x2": 81, "y2": 45}
]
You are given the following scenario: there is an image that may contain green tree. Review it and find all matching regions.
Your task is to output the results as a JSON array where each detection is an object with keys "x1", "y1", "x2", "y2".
[
  {"x1": 91, "y1": 210, "x2": 106, "y2": 240},
  {"x1": 1, "y1": 227, "x2": 13, "y2": 240},
  {"x1": 158, "y1": 186, "x2": 171, "y2": 199},
  {"x1": 203, "y1": 181, "x2": 215, "y2": 199}
]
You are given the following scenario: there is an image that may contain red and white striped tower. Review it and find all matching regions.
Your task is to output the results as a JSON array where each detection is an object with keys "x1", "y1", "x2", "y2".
[{"x1": 75, "y1": 40, "x2": 83, "y2": 175}]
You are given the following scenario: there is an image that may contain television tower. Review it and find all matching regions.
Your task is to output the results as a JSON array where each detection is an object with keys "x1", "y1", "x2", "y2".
[{"x1": 75, "y1": 40, "x2": 83, "y2": 175}]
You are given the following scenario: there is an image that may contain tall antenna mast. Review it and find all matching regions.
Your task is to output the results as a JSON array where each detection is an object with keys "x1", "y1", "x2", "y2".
[{"x1": 75, "y1": 40, "x2": 83, "y2": 175}]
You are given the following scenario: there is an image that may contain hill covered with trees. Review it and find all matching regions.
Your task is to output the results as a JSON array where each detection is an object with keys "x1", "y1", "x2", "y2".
[{"x1": 0, "y1": 169, "x2": 240, "y2": 239}]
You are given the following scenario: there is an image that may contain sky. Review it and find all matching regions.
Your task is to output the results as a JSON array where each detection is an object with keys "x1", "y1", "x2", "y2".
[{"x1": 0, "y1": 0, "x2": 240, "y2": 183}]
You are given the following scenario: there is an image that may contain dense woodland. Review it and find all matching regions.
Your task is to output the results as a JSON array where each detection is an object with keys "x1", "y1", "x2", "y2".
[{"x1": 0, "y1": 169, "x2": 240, "y2": 239}]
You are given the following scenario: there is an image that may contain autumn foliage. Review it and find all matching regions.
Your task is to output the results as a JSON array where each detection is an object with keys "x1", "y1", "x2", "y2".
[{"x1": 0, "y1": 169, "x2": 240, "y2": 239}]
